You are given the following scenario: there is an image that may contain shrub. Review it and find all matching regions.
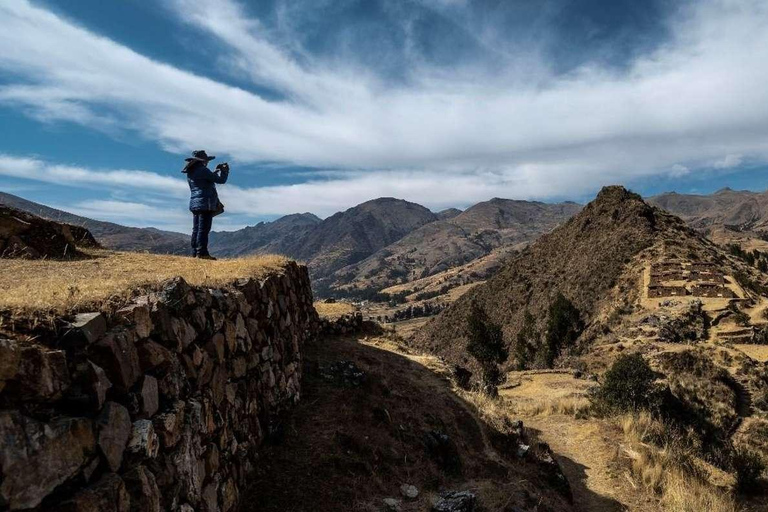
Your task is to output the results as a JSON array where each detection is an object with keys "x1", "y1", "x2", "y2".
[
  {"x1": 543, "y1": 293, "x2": 583, "y2": 367},
  {"x1": 466, "y1": 301, "x2": 508, "y2": 394},
  {"x1": 592, "y1": 354, "x2": 661, "y2": 412},
  {"x1": 513, "y1": 311, "x2": 538, "y2": 370},
  {"x1": 732, "y1": 447, "x2": 765, "y2": 494}
]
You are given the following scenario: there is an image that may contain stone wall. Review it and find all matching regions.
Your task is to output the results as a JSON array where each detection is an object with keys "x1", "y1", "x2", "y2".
[{"x1": 0, "y1": 262, "x2": 318, "y2": 512}]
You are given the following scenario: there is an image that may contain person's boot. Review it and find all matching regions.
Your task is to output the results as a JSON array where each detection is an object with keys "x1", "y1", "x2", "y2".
[{"x1": 197, "y1": 253, "x2": 217, "y2": 261}]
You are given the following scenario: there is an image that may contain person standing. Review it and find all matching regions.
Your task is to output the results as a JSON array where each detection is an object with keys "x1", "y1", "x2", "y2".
[{"x1": 182, "y1": 150, "x2": 229, "y2": 260}]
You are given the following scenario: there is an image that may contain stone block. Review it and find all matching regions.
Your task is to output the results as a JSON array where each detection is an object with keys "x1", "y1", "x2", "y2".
[
  {"x1": 0, "y1": 411, "x2": 95, "y2": 509},
  {"x1": 90, "y1": 328, "x2": 140, "y2": 390},
  {"x1": 97, "y1": 401, "x2": 131, "y2": 472}
]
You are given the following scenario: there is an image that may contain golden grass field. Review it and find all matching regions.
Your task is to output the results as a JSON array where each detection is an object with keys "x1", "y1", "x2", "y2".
[
  {"x1": 0, "y1": 250, "x2": 288, "y2": 312},
  {"x1": 312, "y1": 301, "x2": 357, "y2": 319}
]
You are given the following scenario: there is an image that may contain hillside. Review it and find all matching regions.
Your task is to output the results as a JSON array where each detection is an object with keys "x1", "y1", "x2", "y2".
[
  {"x1": 209, "y1": 212, "x2": 321, "y2": 257},
  {"x1": 326, "y1": 198, "x2": 581, "y2": 294},
  {"x1": 0, "y1": 191, "x2": 189, "y2": 254},
  {"x1": 413, "y1": 186, "x2": 768, "y2": 509},
  {"x1": 414, "y1": 186, "x2": 715, "y2": 369}
]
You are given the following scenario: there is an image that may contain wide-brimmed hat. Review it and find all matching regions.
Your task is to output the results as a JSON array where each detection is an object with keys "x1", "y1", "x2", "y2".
[{"x1": 185, "y1": 150, "x2": 216, "y2": 163}]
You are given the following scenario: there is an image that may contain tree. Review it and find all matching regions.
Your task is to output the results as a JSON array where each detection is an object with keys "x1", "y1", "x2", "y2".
[
  {"x1": 514, "y1": 311, "x2": 538, "y2": 370},
  {"x1": 592, "y1": 353, "x2": 660, "y2": 412},
  {"x1": 543, "y1": 293, "x2": 583, "y2": 367},
  {"x1": 466, "y1": 301, "x2": 508, "y2": 394}
]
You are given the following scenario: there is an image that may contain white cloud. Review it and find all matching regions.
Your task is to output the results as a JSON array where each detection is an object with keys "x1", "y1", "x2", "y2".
[{"x1": 0, "y1": 0, "x2": 767, "y2": 220}]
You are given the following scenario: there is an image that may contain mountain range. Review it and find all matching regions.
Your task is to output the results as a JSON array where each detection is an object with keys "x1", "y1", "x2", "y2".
[{"x1": 3, "y1": 187, "x2": 767, "y2": 297}]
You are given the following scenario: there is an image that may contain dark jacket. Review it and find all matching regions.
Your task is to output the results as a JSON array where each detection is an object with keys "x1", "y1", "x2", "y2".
[{"x1": 184, "y1": 162, "x2": 229, "y2": 212}]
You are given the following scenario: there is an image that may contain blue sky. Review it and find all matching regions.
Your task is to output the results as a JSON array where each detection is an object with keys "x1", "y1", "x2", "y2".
[{"x1": 0, "y1": 0, "x2": 767, "y2": 233}]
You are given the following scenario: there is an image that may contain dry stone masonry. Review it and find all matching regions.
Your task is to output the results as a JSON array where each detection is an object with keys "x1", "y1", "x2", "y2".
[{"x1": 0, "y1": 262, "x2": 319, "y2": 512}]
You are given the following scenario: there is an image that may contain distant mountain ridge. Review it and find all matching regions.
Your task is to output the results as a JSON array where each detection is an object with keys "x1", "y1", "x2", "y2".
[{"x1": 648, "y1": 188, "x2": 768, "y2": 234}]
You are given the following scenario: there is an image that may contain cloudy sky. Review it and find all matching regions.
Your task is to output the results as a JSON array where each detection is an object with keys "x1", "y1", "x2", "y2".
[{"x1": 0, "y1": 0, "x2": 767, "y2": 233}]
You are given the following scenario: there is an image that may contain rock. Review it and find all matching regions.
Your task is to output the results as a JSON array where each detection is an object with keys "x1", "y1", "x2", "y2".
[
  {"x1": 90, "y1": 328, "x2": 141, "y2": 390},
  {"x1": 0, "y1": 338, "x2": 21, "y2": 382},
  {"x1": 139, "y1": 375, "x2": 159, "y2": 418},
  {"x1": 423, "y1": 430, "x2": 461, "y2": 475},
  {"x1": 400, "y1": 484, "x2": 419, "y2": 500},
  {"x1": 204, "y1": 444, "x2": 220, "y2": 478},
  {"x1": 0, "y1": 411, "x2": 95, "y2": 509},
  {"x1": 117, "y1": 305, "x2": 153, "y2": 340},
  {"x1": 517, "y1": 443, "x2": 530, "y2": 458},
  {"x1": 432, "y1": 491, "x2": 476, "y2": 512},
  {"x1": 16, "y1": 344, "x2": 71, "y2": 400},
  {"x1": 59, "y1": 473, "x2": 130, "y2": 512},
  {"x1": 208, "y1": 333, "x2": 226, "y2": 362},
  {"x1": 86, "y1": 361, "x2": 112, "y2": 410},
  {"x1": 66, "y1": 312, "x2": 108, "y2": 346},
  {"x1": 127, "y1": 419, "x2": 159, "y2": 460},
  {"x1": 97, "y1": 401, "x2": 131, "y2": 472},
  {"x1": 220, "y1": 478, "x2": 239, "y2": 512},
  {"x1": 153, "y1": 401, "x2": 185, "y2": 448},
  {"x1": 123, "y1": 465, "x2": 161, "y2": 512},
  {"x1": 136, "y1": 339, "x2": 173, "y2": 372},
  {"x1": 318, "y1": 360, "x2": 365, "y2": 387},
  {"x1": 172, "y1": 433, "x2": 205, "y2": 505},
  {"x1": 383, "y1": 497, "x2": 402, "y2": 511},
  {"x1": 201, "y1": 482, "x2": 219, "y2": 512}
]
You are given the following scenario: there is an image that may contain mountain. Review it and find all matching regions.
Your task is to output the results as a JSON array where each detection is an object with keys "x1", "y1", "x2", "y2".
[
  {"x1": 0, "y1": 191, "x2": 189, "y2": 254},
  {"x1": 209, "y1": 213, "x2": 321, "y2": 257},
  {"x1": 327, "y1": 198, "x2": 581, "y2": 293},
  {"x1": 436, "y1": 208, "x2": 462, "y2": 220},
  {"x1": 648, "y1": 188, "x2": 768, "y2": 244},
  {"x1": 413, "y1": 186, "x2": 699, "y2": 367}
]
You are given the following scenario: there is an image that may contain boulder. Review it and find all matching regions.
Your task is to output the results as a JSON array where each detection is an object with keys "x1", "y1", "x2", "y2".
[
  {"x1": 432, "y1": 491, "x2": 476, "y2": 512},
  {"x1": 15, "y1": 344, "x2": 71, "y2": 400},
  {"x1": 117, "y1": 305, "x2": 153, "y2": 340},
  {"x1": 63, "y1": 312, "x2": 107, "y2": 348},
  {"x1": 400, "y1": 484, "x2": 419, "y2": 500},
  {"x1": 140, "y1": 375, "x2": 159, "y2": 418},
  {"x1": 153, "y1": 401, "x2": 185, "y2": 448},
  {"x1": 123, "y1": 465, "x2": 161, "y2": 512},
  {"x1": 137, "y1": 339, "x2": 173, "y2": 372},
  {"x1": 0, "y1": 338, "x2": 21, "y2": 382},
  {"x1": 97, "y1": 401, "x2": 131, "y2": 472},
  {"x1": 0, "y1": 411, "x2": 95, "y2": 509},
  {"x1": 127, "y1": 420, "x2": 159, "y2": 460},
  {"x1": 90, "y1": 328, "x2": 141, "y2": 390},
  {"x1": 59, "y1": 473, "x2": 130, "y2": 512},
  {"x1": 86, "y1": 361, "x2": 112, "y2": 410}
]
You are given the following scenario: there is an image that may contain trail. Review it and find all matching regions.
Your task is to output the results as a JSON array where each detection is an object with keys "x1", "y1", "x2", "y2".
[{"x1": 501, "y1": 373, "x2": 658, "y2": 512}]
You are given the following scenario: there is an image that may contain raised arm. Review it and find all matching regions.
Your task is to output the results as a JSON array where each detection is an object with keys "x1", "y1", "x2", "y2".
[{"x1": 200, "y1": 166, "x2": 229, "y2": 184}]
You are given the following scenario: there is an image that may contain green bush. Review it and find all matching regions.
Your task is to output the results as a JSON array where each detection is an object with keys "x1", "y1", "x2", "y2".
[
  {"x1": 732, "y1": 447, "x2": 765, "y2": 494},
  {"x1": 466, "y1": 301, "x2": 508, "y2": 393},
  {"x1": 543, "y1": 293, "x2": 583, "y2": 367},
  {"x1": 592, "y1": 354, "x2": 661, "y2": 412},
  {"x1": 513, "y1": 311, "x2": 538, "y2": 370}
]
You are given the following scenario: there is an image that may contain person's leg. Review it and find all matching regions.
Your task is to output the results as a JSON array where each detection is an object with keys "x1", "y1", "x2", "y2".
[
  {"x1": 191, "y1": 212, "x2": 200, "y2": 257},
  {"x1": 198, "y1": 211, "x2": 214, "y2": 256}
]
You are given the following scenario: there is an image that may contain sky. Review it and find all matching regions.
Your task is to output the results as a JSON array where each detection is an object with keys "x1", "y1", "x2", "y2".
[{"x1": 0, "y1": 0, "x2": 767, "y2": 233}]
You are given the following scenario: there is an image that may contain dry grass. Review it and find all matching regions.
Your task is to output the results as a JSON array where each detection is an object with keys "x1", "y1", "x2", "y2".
[
  {"x1": 507, "y1": 397, "x2": 592, "y2": 417},
  {"x1": 0, "y1": 249, "x2": 289, "y2": 312},
  {"x1": 313, "y1": 301, "x2": 357, "y2": 319},
  {"x1": 620, "y1": 412, "x2": 737, "y2": 512}
]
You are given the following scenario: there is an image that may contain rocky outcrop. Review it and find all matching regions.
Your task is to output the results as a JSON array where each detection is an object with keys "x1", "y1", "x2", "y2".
[
  {"x1": 0, "y1": 205, "x2": 98, "y2": 259},
  {"x1": 0, "y1": 262, "x2": 318, "y2": 511}
]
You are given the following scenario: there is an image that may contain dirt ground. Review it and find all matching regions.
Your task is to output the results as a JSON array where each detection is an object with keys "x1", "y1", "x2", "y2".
[
  {"x1": 501, "y1": 372, "x2": 659, "y2": 512},
  {"x1": 242, "y1": 335, "x2": 575, "y2": 512}
]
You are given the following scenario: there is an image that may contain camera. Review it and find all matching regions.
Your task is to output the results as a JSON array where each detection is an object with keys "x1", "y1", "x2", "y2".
[{"x1": 216, "y1": 162, "x2": 230, "y2": 172}]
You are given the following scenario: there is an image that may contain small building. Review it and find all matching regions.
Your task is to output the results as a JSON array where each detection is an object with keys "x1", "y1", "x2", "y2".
[
  {"x1": 648, "y1": 284, "x2": 689, "y2": 298},
  {"x1": 689, "y1": 271, "x2": 725, "y2": 284},
  {"x1": 690, "y1": 283, "x2": 735, "y2": 298},
  {"x1": 652, "y1": 262, "x2": 684, "y2": 273},
  {"x1": 690, "y1": 262, "x2": 717, "y2": 272}
]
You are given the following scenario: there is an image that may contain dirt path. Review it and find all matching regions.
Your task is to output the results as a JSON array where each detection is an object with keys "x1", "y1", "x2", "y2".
[{"x1": 500, "y1": 373, "x2": 658, "y2": 512}]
